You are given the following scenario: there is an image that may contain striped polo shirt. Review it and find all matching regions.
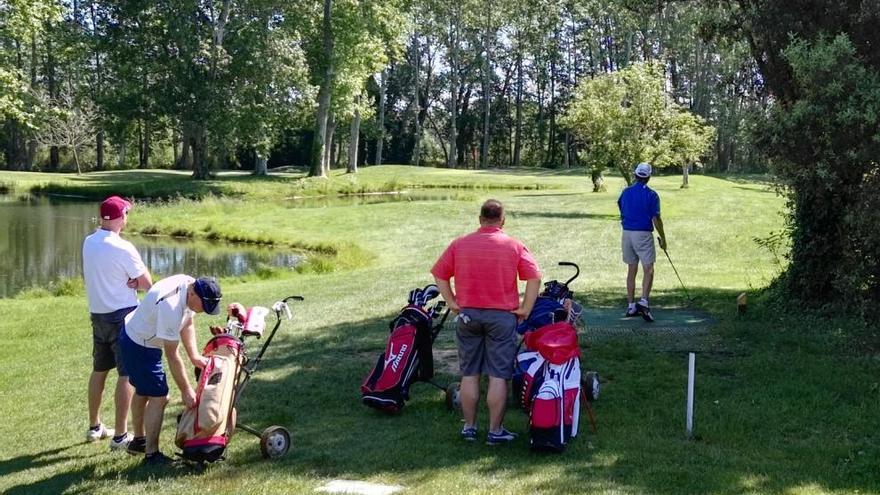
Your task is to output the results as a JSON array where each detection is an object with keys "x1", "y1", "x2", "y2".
[{"x1": 431, "y1": 225, "x2": 542, "y2": 310}]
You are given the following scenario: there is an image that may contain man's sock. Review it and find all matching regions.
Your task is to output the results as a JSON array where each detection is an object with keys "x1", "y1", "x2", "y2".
[
  {"x1": 628, "y1": 302, "x2": 636, "y2": 310},
  {"x1": 89, "y1": 424, "x2": 101, "y2": 431},
  {"x1": 112, "y1": 433, "x2": 128, "y2": 442},
  {"x1": 639, "y1": 298, "x2": 649, "y2": 307}
]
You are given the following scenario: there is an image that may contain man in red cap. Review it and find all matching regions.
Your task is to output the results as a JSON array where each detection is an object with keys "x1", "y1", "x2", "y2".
[{"x1": 82, "y1": 196, "x2": 152, "y2": 451}]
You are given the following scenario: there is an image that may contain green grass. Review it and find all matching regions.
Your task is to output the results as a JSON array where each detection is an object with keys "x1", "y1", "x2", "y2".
[
  {"x1": 0, "y1": 167, "x2": 877, "y2": 494},
  {"x1": 4, "y1": 165, "x2": 574, "y2": 203}
]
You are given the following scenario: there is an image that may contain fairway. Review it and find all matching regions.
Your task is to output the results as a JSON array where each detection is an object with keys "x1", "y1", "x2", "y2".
[{"x1": 0, "y1": 168, "x2": 878, "y2": 495}]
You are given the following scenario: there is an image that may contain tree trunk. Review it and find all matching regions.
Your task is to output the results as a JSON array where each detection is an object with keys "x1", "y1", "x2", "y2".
[
  {"x1": 375, "y1": 69, "x2": 386, "y2": 165},
  {"x1": 143, "y1": 120, "x2": 151, "y2": 168},
  {"x1": 46, "y1": 30, "x2": 60, "y2": 171},
  {"x1": 546, "y1": 31, "x2": 558, "y2": 167},
  {"x1": 456, "y1": 84, "x2": 471, "y2": 168},
  {"x1": 426, "y1": 111, "x2": 449, "y2": 165},
  {"x1": 348, "y1": 108, "x2": 360, "y2": 173},
  {"x1": 137, "y1": 120, "x2": 144, "y2": 168},
  {"x1": 172, "y1": 127, "x2": 179, "y2": 166},
  {"x1": 591, "y1": 169, "x2": 606, "y2": 192},
  {"x1": 323, "y1": 113, "x2": 336, "y2": 176},
  {"x1": 253, "y1": 152, "x2": 268, "y2": 176},
  {"x1": 681, "y1": 162, "x2": 690, "y2": 188},
  {"x1": 190, "y1": 124, "x2": 210, "y2": 179},
  {"x1": 95, "y1": 131, "x2": 104, "y2": 171},
  {"x1": 564, "y1": 132, "x2": 570, "y2": 168},
  {"x1": 72, "y1": 147, "x2": 82, "y2": 175},
  {"x1": 177, "y1": 125, "x2": 192, "y2": 169},
  {"x1": 411, "y1": 34, "x2": 422, "y2": 166},
  {"x1": 480, "y1": 13, "x2": 492, "y2": 169},
  {"x1": 309, "y1": 0, "x2": 333, "y2": 177},
  {"x1": 447, "y1": 12, "x2": 459, "y2": 169},
  {"x1": 618, "y1": 163, "x2": 632, "y2": 186},
  {"x1": 513, "y1": 50, "x2": 523, "y2": 167}
]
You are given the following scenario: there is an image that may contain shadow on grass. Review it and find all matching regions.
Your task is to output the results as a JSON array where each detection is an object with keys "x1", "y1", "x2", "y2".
[
  {"x1": 732, "y1": 185, "x2": 777, "y2": 194},
  {"x1": 0, "y1": 444, "x2": 81, "y2": 478},
  {"x1": 1, "y1": 443, "x2": 199, "y2": 495},
  {"x1": 211, "y1": 286, "x2": 880, "y2": 494},
  {"x1": 513, "y1": 211, "x2": 619, "y2": 221},
  {"x1": 708, "y1": 173, "x2": 777, "y2": 187},
  {"x1": 511, "y1": 191, "x2": 591, "y2": 198},
  {"x1": 11, "y1": 287, "x2": 875, "y2": 494}
]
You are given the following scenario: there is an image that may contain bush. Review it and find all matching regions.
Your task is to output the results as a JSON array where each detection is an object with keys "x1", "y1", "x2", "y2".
[{"x1": 758, "y1": 35, "x2": 880, "y2": 315}]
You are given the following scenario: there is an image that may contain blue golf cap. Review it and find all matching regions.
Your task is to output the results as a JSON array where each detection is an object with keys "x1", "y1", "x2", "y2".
[{"x1": 193, "y1": 277, "x2": 222, "y2": 315}]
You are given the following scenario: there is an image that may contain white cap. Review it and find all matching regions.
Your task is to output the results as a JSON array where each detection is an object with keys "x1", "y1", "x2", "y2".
[{"x1": 634, "y1": 162, "x2": 652, "y2": 178}]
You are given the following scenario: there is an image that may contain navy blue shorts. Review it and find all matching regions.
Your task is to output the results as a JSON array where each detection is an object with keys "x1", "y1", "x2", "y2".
[{"x1": 119, "y1": 327, "x2": 169, "y2": 397}]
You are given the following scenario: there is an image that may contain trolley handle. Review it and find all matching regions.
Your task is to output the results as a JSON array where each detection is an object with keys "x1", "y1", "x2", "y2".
[
  {"x1": 273, "y1": 295, "x2": 304, "y2": 320},
  {"x1": 559, "y1": 261, "x2": 580, "y2": 287}
]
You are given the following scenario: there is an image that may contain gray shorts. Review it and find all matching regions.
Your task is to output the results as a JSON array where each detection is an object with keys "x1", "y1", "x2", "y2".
[
  {"x1": 90, "y1": 306, "x2": 136, "y2": 376},
  {"x1": 456, "y1": 308, "x2": 517, "y2": 379},
  {"x1": 622, "y1": 230, "x2": 656, "y2": 265}
]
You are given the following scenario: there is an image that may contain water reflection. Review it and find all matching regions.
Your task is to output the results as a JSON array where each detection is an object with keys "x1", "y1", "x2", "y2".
[
  {"x1": 136, "y1": 236, "x2": 301, "y2": 281},
  {"x1": 0, "y1": 195, "x2": 300, "y2": 298}
]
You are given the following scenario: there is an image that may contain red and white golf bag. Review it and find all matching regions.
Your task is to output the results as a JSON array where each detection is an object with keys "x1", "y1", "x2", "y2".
[{"x1": 517, "y1": 321, "x2": 583, "y2": 452}]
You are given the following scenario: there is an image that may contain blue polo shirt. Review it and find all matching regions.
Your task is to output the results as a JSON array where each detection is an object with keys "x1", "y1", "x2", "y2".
[{"x1": 618, "y1": 182, "x2": 660, "y2": 231}]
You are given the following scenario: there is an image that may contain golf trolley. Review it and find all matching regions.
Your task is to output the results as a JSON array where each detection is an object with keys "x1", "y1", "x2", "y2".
[
  {"x1": 231, "y1": 296, "x2": 303, "y2": 459},
  {"x1": 177, "y1": 295, "x2": 303, "y2": 462}
]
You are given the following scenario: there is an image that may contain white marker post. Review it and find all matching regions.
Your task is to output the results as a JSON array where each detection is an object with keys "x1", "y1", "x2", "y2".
[{"x1": 686, "y1": 352, "x2": 695, "y2": 439}]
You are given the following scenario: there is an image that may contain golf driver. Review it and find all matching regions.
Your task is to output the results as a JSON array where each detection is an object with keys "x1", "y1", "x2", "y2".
[{"x1": 658, "y1": 237, "x2": 694, "y2": 303}]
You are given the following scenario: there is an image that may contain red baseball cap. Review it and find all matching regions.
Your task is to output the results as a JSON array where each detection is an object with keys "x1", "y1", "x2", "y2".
[{"x1": 100, "y1": 196, "x2": 132, "y2": 220}]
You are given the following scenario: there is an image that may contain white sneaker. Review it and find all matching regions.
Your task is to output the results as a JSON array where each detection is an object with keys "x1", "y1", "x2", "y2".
[
  {"x1": 109, "y1": 432, "x2": 134, "y2": 451},
  {"x1": 86, "y1": 423, "x2": 114, "y2": 442}
]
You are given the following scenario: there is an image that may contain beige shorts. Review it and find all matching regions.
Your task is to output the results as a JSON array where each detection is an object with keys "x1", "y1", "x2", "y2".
[{"x1": 622, "y1": 230, "x2": 656, "y2": 265}]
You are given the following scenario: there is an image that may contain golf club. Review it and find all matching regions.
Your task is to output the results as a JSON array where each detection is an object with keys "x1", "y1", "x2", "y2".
[{"x1": 658, "y1": 237, "x2": 694, "y2": 303}]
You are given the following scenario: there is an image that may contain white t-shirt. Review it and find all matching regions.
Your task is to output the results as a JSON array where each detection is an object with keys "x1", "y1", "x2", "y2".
[
  {"x1": 83, "y1": 229, "x2": 148, "y2": 314},
  {"x1": 124, "y1": 274, "x2": 195, "y2": 349}
]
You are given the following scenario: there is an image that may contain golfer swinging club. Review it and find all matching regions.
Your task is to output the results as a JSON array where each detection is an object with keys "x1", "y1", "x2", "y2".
[{"x1": 617, "y1": 162, "x2": 667, "y2": 322}]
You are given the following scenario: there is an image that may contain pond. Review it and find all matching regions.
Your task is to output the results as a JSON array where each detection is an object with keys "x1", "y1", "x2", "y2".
[{"x1": 0, "y1": 195, "x2": 301, "y2": 298}]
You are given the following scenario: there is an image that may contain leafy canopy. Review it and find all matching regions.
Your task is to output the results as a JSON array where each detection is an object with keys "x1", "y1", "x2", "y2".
[{"x1": 563, "y1": 62, "x2": 714, "y2": 185}]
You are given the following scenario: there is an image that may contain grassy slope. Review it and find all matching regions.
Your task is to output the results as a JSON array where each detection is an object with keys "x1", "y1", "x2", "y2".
[{"x1": 0, "y1": 167, "x2": 877, "y2": 495}]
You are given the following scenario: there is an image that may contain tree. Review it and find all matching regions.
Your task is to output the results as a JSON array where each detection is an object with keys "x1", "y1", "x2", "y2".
[
  {"x1": 758, "y1": 35, "x2": 880, "y2": 308},
  {"x1": 0, "y1": 0, "x2": 59, "y2": 170},
  {"x1": 712, "y1": 0, "x2": 880, "y2": 312},
  {"x1": 563, "y1": 61, "x2": 713, "y2": 191},
  {"x1": 36, "y1": 91, "x2": 97, "y2": 174}
]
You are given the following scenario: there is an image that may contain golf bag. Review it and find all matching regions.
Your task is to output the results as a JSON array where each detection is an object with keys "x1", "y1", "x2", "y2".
[
  {"x1": 361, "y1": 285, "x2": 443, "y2": 414},
  {"x1": 175, "y1": 334, "x2": 244, "y2": 462},
  {"x1": 517, "y1": 322, "x2": 582, "y2": 452},
  {"x1": 516, "y1": 268, "x2": 583, "y2": 335}
]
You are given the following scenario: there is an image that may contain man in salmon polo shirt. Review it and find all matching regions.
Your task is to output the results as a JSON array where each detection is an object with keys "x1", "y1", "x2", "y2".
[{"x1": 431, "y1": 199, "x2": 542, "y2": 445}]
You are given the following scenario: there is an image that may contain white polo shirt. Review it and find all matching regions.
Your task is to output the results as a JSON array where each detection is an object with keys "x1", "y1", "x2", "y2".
[
  {"x1": 82, "y1": 228, "x2": 148, "y2": 314},
  {"x1": 124, "y1": 274, "x2": 195, "y2": 349}
]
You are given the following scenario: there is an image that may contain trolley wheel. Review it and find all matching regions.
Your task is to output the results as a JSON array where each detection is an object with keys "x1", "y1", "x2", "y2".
[
  {"x1": 259, "y1": 426, "x2": 291, "y2": 459},
  {"x1": 582, "y1": 371, "x2": 600, "y2": 402},
  {"x1": 445, "y1": 382, "x2": 461, "y2": 411}
]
